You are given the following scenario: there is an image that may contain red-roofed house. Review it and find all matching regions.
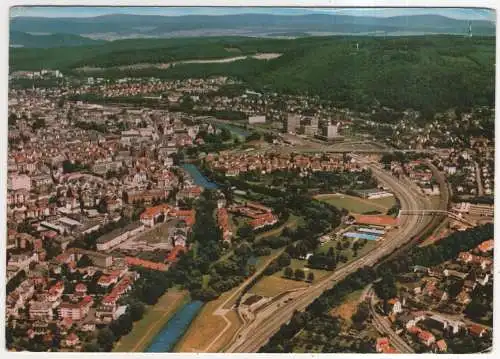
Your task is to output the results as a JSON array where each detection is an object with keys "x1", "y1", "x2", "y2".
[
  {"x1": 48, "y1": 281, "x2": 65, "y2": 302},
  {"x1": 140, "y1": 204, "x2": 171, "y2": 227},
  {"x1": 217, "y1": 208, "x2": 232, "y2": 242},
  {"x1": 64, "y1": 333, "x2": 80, "y2": 347},
  {"x1": 75, "y1": 283, "x2": 87, "y2": 296},
  {"x1": 249, "y1": 213, "x2": 278, "y2": 230},
  {"x1": 477, "y1": 239, "x2": 494, "y2": 253},
  {"x1": 125, "y1": 256, "x2": 168, "y2": 271},
  {"x1": 468, "y1": 324, "x2": 488, "y2": 338},
  {"x1": 387, "y1": 298, "x2": 403, "y2": 314},
  {"x1": 436, "y1": 339, "x2": 447, "y2": 352},
  {"x1": 166, "y1": 245, "x2": 185, "y2": 263},
  {"x1": 376, "y1": 337, "x2": 389, "y2": 352},
  {"x1": 418, "y1": 330, "x2": 436, "y2": 346}
]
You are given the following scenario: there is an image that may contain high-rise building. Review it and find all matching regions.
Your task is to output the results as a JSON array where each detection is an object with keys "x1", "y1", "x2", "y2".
[
  {"x1": 285, "y1": 113, "x2": 301, "y2": 133},
  {"x1": 325, "y1": 123, "x2": 338, "y2": 138},
  {"x1": 317, "y1": 118, "x2": 343, "y2": 141},
  {"x1": 298, "y1": 116, "x2": 319, "y2": 136}
]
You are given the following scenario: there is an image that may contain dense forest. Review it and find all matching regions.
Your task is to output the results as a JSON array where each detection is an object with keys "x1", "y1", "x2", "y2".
[{"x1": 10, "y1": 35, "x2": 495, "y2": 112}]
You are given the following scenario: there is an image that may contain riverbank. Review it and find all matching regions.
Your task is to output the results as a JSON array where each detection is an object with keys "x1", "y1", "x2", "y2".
[
  {"x1": 173, "y1": 292, "x2": 243, "y2": 352},
  {"x1": 113, "y1": 288, "x2": 189, "y2": 352}
]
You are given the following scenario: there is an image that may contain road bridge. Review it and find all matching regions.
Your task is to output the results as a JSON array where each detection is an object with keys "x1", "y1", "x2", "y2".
[{"x1": 399, "y1": 210, "x2": 475, "y2": 227}]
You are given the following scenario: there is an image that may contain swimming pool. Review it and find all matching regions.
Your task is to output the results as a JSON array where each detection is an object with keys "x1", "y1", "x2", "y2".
[
  {"x1": 357, "y1": 227, "x2": 385, "y2": 235},
  {"x1": 343, "y1": 232, "x2": 380, "y2": 241}
]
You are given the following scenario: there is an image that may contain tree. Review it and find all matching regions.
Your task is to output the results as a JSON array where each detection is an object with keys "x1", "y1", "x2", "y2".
[
  {"x1": 307, "y1": 272, "x2": 315, "y2": 283},
  {"x1": 83, "y1": 341, "x2": 101, "y2": 352},
  {"x1": 77, "y1": 254, "x2": 92, "y2": 268},
  {"x1": 284, "y1": 267, "x2": 294, "y2": 279},
  {"x1": 336, "y1": 241, "x2": 342, "y2": 251},
  {"x1": 237, "y1": 224, "x2": 255, "y2": 242},
  {"x1": 374, "y1": 274, "x2": 397, "y2": 314},
  {"x1": 110, "y1": 312, "x2": 133, "y2": 338},
  {"x1": 97, "y1": 328, "x2": 115, "y2": 352},
  {"x1": 351, "y1": 302, "x2": 370, "y2": 329},
  {"x1": 31, "y1": 117, "x2": 46, "y2": 131},
  {"x1": 294, "y1": 268, "x2": 306, "y2": 281},
  {"x1": 129, "y1": 301, "x2": 146, "y2": 322},
  {"x1": 8, "y1": 113, "x2": 17, "y2": 126},
  {"x1": 97, "y1": 197, "x2": 108, "y2": 214},
  {"x1": 277, "y1": 252, "x2": 291, "y2": 268}
]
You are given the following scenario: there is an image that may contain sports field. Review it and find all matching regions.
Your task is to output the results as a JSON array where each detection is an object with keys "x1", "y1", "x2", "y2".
[{"x1": 314, "y1": 193, "x2": 395, "y2": 214}]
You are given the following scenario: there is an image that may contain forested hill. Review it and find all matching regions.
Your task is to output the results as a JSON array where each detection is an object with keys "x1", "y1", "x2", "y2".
[
  {"x1": 10, "y1": 35, "x2": 495, "y2": 113},
  {"x1": 10, "y1": 31, "x2": 106, "y2": 48},
  {"x1": 10, "y1": 13, "x2": 495, "y2": 37}
]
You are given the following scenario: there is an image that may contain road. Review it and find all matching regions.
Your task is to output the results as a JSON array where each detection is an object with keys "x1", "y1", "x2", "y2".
[
  {"x1": 224, "y1": 156, "x2": 432, "y2": 352},
  {"x1": 206, "y1": 117, "x2": 427, "y2": 154},
  {"x1": 474, "y1": 161, "x2": 484, "y2": 196},
  {"x1": 368, "y1": 288, "x2": 415, "y2": 353}
]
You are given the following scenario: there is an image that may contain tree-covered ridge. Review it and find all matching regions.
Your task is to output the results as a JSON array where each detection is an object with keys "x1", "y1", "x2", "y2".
[{"x1": 11, "y1": 35, "x2": 494, "y2": 112}]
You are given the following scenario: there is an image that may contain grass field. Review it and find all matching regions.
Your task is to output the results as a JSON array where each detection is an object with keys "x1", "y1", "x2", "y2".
[
  {"x1": 256, "y1": 214, "x2": 302, "y2": 241},
  {"x1": 113, "y1": 288, "x2": 189, "y2": 352},
  {"x1": 329, "y1": 288, "x2": 365, "y2": 323},
  {"x1": 250, "y1": 275, "x2": 309, "y2": 297},
  {"x1": 344, "y1": 240, "x2": 378, "y2": 262},
  {"x1": 314, "y1": 193, "x2": 394, "y2": 214},
  {"x1": 369, "y1": 196, "x2": 397, "y2": 209},
  {"x1": 419, "y1": 218, "x2": 450, "y2": 247},
  {"x1": 135, "y1": 221, "x2": 172, "y2": 244},
  {"x1": 284, "y1": 259, "x2": 331, "y2": 281},
  {"x1": 430, "y1": 195, "x2": 442, "y2": 209}
]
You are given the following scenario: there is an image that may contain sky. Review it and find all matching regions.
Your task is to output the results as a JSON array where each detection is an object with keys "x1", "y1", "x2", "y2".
[{"x1": 9, "y1": 7, "x2": 496, "y2": 22}]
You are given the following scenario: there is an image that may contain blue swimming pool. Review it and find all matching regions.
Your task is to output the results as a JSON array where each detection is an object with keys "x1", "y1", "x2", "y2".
[
  {"x1": 343, "y1": 232, "x2": 380, "y2": 241},
  {"x1": 146, "y1": 300, "x2": 204, "y2": 352},
  {"x1": 181, "y1": 164, "x2": 218, "y2": 189},
  {"x1": 357, "y1": 227, "x2": 385, "y2": 235}
]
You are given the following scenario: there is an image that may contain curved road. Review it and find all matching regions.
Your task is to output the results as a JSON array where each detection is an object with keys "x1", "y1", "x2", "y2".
[{"x1": 224, "y1": 157, "x2": 433, "y2": 352}]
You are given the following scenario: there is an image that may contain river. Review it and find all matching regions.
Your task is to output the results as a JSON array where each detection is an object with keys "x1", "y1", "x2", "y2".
[
  {"x1": 214, "y1": 123, "x2": 251, "y2": 138},
  {"x1": 181, "y1": 163, "x2": 218, "y2": 189},
  {"x1": 146, "y1": 300, "x2": 204, "y2": 352}
]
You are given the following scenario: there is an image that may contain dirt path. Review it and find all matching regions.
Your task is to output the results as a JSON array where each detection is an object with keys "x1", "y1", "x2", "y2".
[
  {"x1": 200, "y1": 248, "x2": 286, "y2": 352},
  {"x1": 76, "y1": 53, "x2": 282, "y2": 72}
]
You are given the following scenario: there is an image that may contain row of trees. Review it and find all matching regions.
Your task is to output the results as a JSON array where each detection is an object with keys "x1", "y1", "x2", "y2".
[{"x1": 283, "y1": 267, "x2": 315, "y2": 282}]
